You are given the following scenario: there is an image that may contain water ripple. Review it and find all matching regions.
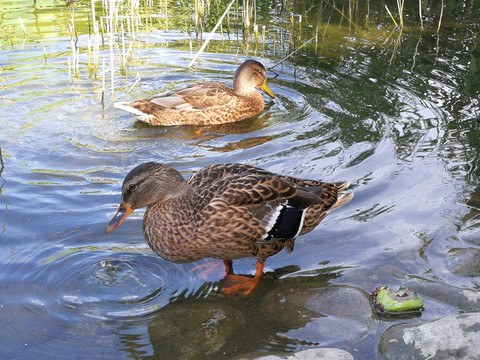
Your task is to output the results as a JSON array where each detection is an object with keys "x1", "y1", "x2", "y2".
[{"x1": 3, "y1": 228, "x2": 210, "y2": 322}]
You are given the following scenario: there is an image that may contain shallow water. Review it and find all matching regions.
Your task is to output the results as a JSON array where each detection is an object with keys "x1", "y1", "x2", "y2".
[{"x1": 1, "y1": 1, "x2": 480, "y2": 359}]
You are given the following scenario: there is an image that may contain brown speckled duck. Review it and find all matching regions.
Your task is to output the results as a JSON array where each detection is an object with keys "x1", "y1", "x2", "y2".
[
  {"x1": 114, "y1": 60, "x2": 275, "y2": 126},
  {"x1": 106, "y1": 163, "x2": 353, "y2": 296}
]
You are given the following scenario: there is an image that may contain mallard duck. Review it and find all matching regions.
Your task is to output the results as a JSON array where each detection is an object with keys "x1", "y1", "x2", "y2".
[
  {"x1": 106, "y1": 163, "x2": 353, "y2": 296},
  {"x1": 114, "y1": 60, "x2": 275, "y2": 126}
]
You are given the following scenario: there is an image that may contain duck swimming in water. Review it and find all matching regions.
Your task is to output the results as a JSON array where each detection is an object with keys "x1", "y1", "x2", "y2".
[{"x1": 114, "y1": 60, "x2": 275, "y2": 126}]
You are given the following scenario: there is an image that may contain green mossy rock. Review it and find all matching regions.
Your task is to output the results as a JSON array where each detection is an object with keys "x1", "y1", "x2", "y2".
[{"x1": 374, "y1": 286, "x2": 423, "y2": 313}]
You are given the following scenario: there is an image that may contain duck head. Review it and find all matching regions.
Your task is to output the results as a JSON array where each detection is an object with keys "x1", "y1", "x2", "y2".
[{"x1": 105, "y1": 162, "x2": 186, "y2": 234}]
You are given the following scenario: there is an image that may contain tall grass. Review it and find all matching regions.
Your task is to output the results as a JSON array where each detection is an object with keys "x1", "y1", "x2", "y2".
[
  {"x1": 67, "y1": 0, "x2": 148, "y2": 99},
  {"x1": 63, "y1": 0, "x2": 446, "y2": 100}
]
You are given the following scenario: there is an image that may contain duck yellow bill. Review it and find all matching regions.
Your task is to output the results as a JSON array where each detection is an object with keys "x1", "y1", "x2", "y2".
[
  {"x1": 259, "y1": 79, "x2": 275, "y2": 98},
  {"x1": 105, "y1": 202, "x2": 134, "y2": 234}
]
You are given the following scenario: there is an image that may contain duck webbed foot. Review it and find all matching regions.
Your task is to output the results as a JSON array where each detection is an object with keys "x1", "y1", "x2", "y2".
[{"x1": 221, "y1": 262, "x2": 265, "y2": 296}]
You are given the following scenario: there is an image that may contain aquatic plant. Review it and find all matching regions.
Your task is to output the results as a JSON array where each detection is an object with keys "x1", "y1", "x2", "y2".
[{"x1": 57, "y1": 0, "x2": 449, "y2": 101}]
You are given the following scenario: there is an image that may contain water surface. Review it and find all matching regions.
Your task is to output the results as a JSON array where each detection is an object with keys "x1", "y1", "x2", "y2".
[{"x1": 1, "y1": 1, "x2": 480, "y2": 359}]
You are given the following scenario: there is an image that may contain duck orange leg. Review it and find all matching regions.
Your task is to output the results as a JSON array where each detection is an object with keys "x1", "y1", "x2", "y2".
[
  {"x1": 221, "y1": 261, "x2": 265, "y2": 296},
  {"x1": 191, "y1": 260, "x2": 232, "y2": 278},
  {"x1": 223, "y1": 260, "x2": 233, "y2": 275}
]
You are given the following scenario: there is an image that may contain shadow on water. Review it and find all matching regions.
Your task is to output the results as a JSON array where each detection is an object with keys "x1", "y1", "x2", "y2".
[
  {"x1": 130, "y1": 109, "x2": 275, "y2": 153},
  {"x1": 118, "y1": 265, "x2": 352, "y2": 360}
]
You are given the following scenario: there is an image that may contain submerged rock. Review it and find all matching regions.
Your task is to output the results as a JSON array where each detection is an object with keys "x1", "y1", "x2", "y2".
[
  {"x1": 405, "y1": 278, "x2": 480, "y2": 313},
  {"x1": 144, "y1": 284, "x2": 373, "y2": 358},
  {"x1": 379, "y1": 312, "x2": 480, "y2": 359},
  {"x1": 148, "y1": 302, "x2": 245, "y2": 359},
  {"x1": 261, "y1": 285, "x2": 375, "y2": 347},
  {"x1": 446, "y1": 247, "x2": 480, "y2": 276},
  {"x1": 239, "y1": 347, "x2": 354, "y2": 360}
]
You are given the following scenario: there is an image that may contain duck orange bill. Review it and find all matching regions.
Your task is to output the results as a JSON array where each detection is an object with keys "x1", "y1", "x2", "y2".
[
  {"x1": 260, "y1": 79, "x2": 275, "y2": 98},
  {"x1": 105, "y1": 202, "x2": 134, "y2": 234}
]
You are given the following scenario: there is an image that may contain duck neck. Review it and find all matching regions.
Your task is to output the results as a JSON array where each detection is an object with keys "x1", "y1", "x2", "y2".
[
  {"x1": 234, "y1": 86, "x2": 265, "y2": 111},
  {"x1": 163, "y1": 171, "x2": 189, "y2": 202}
]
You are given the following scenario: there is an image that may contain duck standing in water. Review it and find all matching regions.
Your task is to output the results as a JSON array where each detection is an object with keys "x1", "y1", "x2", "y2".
[
  {"x1": 106, "y1": 162, "x2": 353, "y2": 296},
  {"x1": 114, "y1": 60, "x2": 275, "y2": 126}
]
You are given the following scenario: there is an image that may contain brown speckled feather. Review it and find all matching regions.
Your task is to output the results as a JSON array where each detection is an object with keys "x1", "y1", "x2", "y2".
[
  {"x1": 114, "y1": 60, "x2": 275, "y2": 126},
  {"x1": 106, "y1": 162, "x2": 353, "y2": 266}
]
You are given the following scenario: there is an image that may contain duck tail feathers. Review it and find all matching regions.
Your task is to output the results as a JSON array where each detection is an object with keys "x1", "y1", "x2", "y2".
[{"x1": 327, "y1": 191, "x2": 354, "y2": 213}]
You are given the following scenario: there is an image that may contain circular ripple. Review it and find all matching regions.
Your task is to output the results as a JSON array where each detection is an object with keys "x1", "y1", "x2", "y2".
[{"x1": 22, "y1": 234, "x2": 211, "y2": 320}]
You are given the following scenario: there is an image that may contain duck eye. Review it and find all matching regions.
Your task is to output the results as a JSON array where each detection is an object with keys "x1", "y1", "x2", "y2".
[{"x1": 128, "y1": 183, "x2": 137, "y2": 192}]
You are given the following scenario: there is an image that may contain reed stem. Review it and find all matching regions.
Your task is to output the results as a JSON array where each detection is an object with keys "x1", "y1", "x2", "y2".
[
  {"x1": 437, "y1": 0, "x2": 444, "y2": 33},
  {"x1": 188, "y1": 0, "x2": 236, "y2": 67},
  {"x1": 269, "y1": 35, "x2": 316, "y2": 70},
  {"x1": 18, "y1": 17, "x2": 27, "y2": 38},
  {"x1": 418, "y1": 0, "x2": 424, "y2": 31}
]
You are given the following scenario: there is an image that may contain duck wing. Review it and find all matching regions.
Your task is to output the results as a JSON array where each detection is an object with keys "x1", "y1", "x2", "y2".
[
  {"x1": 150, "y1": 83, "x2": 237, "y2": 109},
  {"x1": 188, "y1": 163, "x2": 331, "y2": 212},
  {"x1": 188, "y1": 164, "x2": 328, "y2": 246}
]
